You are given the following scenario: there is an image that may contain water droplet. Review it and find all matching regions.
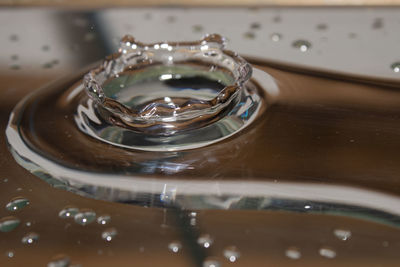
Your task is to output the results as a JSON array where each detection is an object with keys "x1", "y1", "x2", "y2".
[
  {"x1": 47, "y1": 254, "x2": 70, "y2": 267},
  {"x1": 292, "y1": 40, "x2": 311, "y2": 52},
  {"x1": 192, "y1": 25, "x2": 203, "y2": 33},
  {"x1": 197, "y1": 234, "x2": 213, "y2": 248},
  {"x1": 0, "y1": 216, "x2": 20, "y2": 232},
  {"x1": 348, "y1": 32, "x2": 357, "y2": 39},
  {"x1": 11, "y1": 54, "x2": 18, "y2": 60},
  {"x1": 6, "y1": 251, "x2": 15, "y2": 258},
  {"x1": 6, "y1": 197, "x2": 30, "y2": 211},
  {"x1": 391, "y1": 62, "x2": 400, "y2": 73},
  {"x1": 203, "y1": 258, "x2": 220, "y2": 267},
  {"x1": 223, "y1": 246, "x2": 240, "y2": 262},
  {"x1": 22, "y1": 232, "x2": 39, "y2": 244},
  {"x1": 168, "y1": 241, "x2": 182, "y2": 253},
  {"x1": 59, "y1": 206, "x2": 79, "y2": 219},
  {"x1": 285, "y1": 247, "x2": 301, "y2": 259},
  {"x1": 272, "y1": 16, "x2": 281, "y2": 23},
  {"x1": 333, "y1": 229, "x2": 352, "y2": 241},
  {"x1": 372, "y1": 18, "x2": 384, "y2": 29},
  {"x1": 319, "y1": 247, "x2": 336, "y2": 258},
  {"x1": 101, "y1": 227, "x2": 117, "y2": 242},
  {"x1": 10, "y1": 64, "x2": 20, "y2": 70},
  {"x1": 316, "y1": 23, "x2": 328, "y2": 31},
  {"x1": 166, "y1": 16, "x2": 176, "y2": 23},
  {"x1": 74, "y1": 209, "x2": 96, "y2": 225},
  {"x1": 42, "y1": 45, "x2": 50, "y2": 51},
  {"x1": 244, "y1": 32, "x2": 255, "y2": 40},
  {"x1": 270, "y1": 33, "x2": 282, "y2": 42},
  {"x1": 97, "y1": 215, "x2": 111, "y2": 225},
  {"x1": 250, "y1": 22, "x2": 261, "y2": 29},
  {"x1": 9, "y1": 34, "x2": 18, "y2": 42}
]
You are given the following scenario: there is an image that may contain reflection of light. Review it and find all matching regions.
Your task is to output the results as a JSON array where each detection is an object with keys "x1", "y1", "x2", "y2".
[
  {"x1": 164, "y1": 96, "x2": 172, "y2": 102},
  {"x1": 160, "y1": 74, "x2": 172, "y2": 80},
  {"x1": 229, "y1": 256, "x2": 236, "y2": 262}
]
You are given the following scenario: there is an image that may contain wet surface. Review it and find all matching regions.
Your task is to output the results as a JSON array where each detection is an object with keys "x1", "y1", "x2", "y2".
[{"x1": 1, "y1": 7, "x2": 400, "y2": 267}]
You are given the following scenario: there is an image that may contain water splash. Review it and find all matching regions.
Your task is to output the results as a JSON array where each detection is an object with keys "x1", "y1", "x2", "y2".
[
  {"x1": 6, "y1": 197, "x2": 30, "y2": 211},
  {"x1": 0, "y1": 216, "x2": 20, "y2": 232}
]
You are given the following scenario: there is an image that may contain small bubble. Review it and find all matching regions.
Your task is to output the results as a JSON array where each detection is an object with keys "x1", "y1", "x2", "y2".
[
  {"x1": 292, "y1": 40, "x2": 311, "y2": 52},
  {"x1": 16, "y1": 187, "x2": 23, "y2": 191},
  {"x1": 223, "y1": 246, "x2": 240, "y2": 262},
  {"x1": 250, "y1": 22, "x2": 261, "y2": 29},
  {"x1": 9, "y1": 34, "x2": 18, "y2": 42},
  {"x1": 6, "y1": 251, "x2": 15, "y2": 258},
  {"x1": 168, "y1": 241, "x2": 182, "y2": 253},
  {"x1": 391, "y1": 62, "x2": 400, "y2": 73},
  {"x1": 197, "y1": 234, "x2": 213, "y2": 248},
  {"x1": 244, "y1": 32, "x2": 255, "y2": 40},
  {"x1": 6, "y1": 197, "x2": 30, "y2": 211},
  {"x1": 348, "y1": 32, "x2": 357, "y2": 39},
  {"x1": 270, "y1": 33, "x2": 282, "y2": 42},
  {"x1": 11, "y1": 54, "x2": 19, "y2": 60},
  {"x1": 97, "y1": 215, "x2": 111, "y2": 225},
  {"x1": 3, "y1": 178, "x2": 8, "y2": 182},
  {"x1": 372, "y1": 18, "x2": 383, "y2": 29},
  {"x1": 192, "y1": 25, "x2": 203, "y2": 33},
  {"x1": 59, "y1": 206, "x2": 79, "y2": 219},
  {"x1": 47, "y1": 254, "x2": 70, "y2": 267},
  {"x1": 101, "y1": 227, "x2": 117, "y2": 242},
  {"x1": 74, "y1": 209, "x2": 96, "y2": 225},
  {"x1": 382, "y1": 241, "x2": 389, "y2": 247},
  {"x1": 167, "y1": 16, "x2": 176, "y2": 23},
  {"x1": 333, "y1": 229, "x2": 352, "y2": 241},
  {"x1": 42, "y1": 45, "x2": 50, "y2": 51},
  {"x1": 319, "y1": 247, "x2": 336, "y2": 259},
  {"x1": 272, "y1": 16, "x2": 282, "y2": 23},
  {"x1": 26, "y1": 221, "x2": 32, "y2": 227},
  {"x1": 0, "y1": 216, "x2": 20, "y2": 232},
  {"x1": 316, "y1": 23, "x2": 328, "y2": 31},
  {"x1": 43, "y1": 62, "x2": 53, "y2": 69},
  {"x1": 203, "y1": 258, "x2": 220, "y2": 267},
  {"x1": 285, "y1": 247, "x2": 301, "y2": 260},
  {"x1": 22, "y1": 232, "x2": 39, "y2": 244}
]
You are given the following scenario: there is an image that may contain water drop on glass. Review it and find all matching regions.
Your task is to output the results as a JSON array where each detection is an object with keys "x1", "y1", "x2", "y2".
[
  {"x1": 203, "y1": 258, "x2": 220, "y2": 267},
  {"x1": 0, "y1": 216, "x2": 20, "y2": 232},
  {"x1": 319, "y1": 247, "x2": 336, "y2": 258},
  {"x1": 168, "y1": 241, "x2": 182, "y2": 253},
  {"x1": 285, "y1": 247, "x2": 301, "y2": 259},
  {"x1": 6, "y1": 251, "x2": 15, "y2": 258},
  {"x1": 270, "y1": 33, "x2": 282, "y2": 42},
  {"x1": 101, "y1": 227, "x2": 117, "y2": 242},
  {"x1": 197, "y1": 234, "x2": 213, "y2": 248},
  {"x1": 223, "y1": 246, "x2": 240, "y2": 262},
  {"x1": 292, "y1": 40, "x2": 311, "y2": 52},
  {"x1": 47, "y1": 254, "x2": 70, "y2": 267},
  {"x1": 59, "y1": 206, "x2": 79, "y2": 219},
  {"x1": 22, "y1": 232, "x2": 39, "y2": 244},
  {"x1": 333, "y1": 229, "x2": 352, "y2": 241},
  {"x1": 97, "y1": 215, "x2": 111, "y2": 225},
  {"x1": 391, "y1": 62, "x2": 400, "y2": 73},
  {"x1": 6, "y1": 197, "x2": 30, "y2": 211},
  {"x1": 74, "y1": 209, "x2": 96, "y2": 225}
]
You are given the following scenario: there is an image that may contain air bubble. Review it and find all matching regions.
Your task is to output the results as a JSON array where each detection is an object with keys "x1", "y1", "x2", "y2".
[
  {"x1": 42, "y1": 45, "x2": 50, "y2": 51},
  {"x1": 74, "y1": 209, "x2": 96, "y2": 225},
  {"x1": 11, "y1": 54, "x2": 18, "y2": 60},
  {"x1": 47, "y1": 254, "x2": 70, "y2": 267},
  {"x1": 59, "y1": 206, "x2": 79, "y2": 219},
  {"x1": 101, "y1": 227, "x2": 117, "y2": 242},
  {"x1": 285, "y1": 247, "x2": 301, "y2": 259},
  {"x1": 197, "y1": 234, "x2": 213, "y2": 248},
  {"x1": 333, "y1": 229, "x2": 352, "y2": 241},
  {"x1": 223, "y1": 246, "x2": 240, "y2": 262},
  {"x1": 97, "y1": 215, "x2": 111, "y2": 225},
  {"x1": 9, "y1": 34, "x2": 18, "y2": 42},
  {"x1": 250, "y1": 22, "x2": 261, "y2": 29},
  {"x1": 270, "y1": 33, "x2": 282, "y2": 42},
  {"x1": 6, "y1": 251, "x2": 15, "y2": 258},
  {"x1": 22, "y1": 232, "x2": 39, "y2": 244},
  {"x1": 192, "y1": 25, "x2": 203, "y2": 33},
  {"x1": 391, "y1": 62, "x2": 400, "y2": 73},
  {"x1": 292, "y1": 40, "x2": 311, "y2": 52},
  {"x1": 168, "y1": 241, "x2": 182, "y2": 253},
  {"x1": 244, "y1": 32, "x2": 255, "y2": 40},
  {"x1": 0, "y1": 216, "x2": 20, "y2": 232},
  {"x1": 6, "y1": 197, "x2": 30, "y2": 211},
  {"x1": 316, "y1": 23, "x2": 328, "y2": 31},
  {"x1": 319, "y1": 247, "x2": 336, "y2": 259}
]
